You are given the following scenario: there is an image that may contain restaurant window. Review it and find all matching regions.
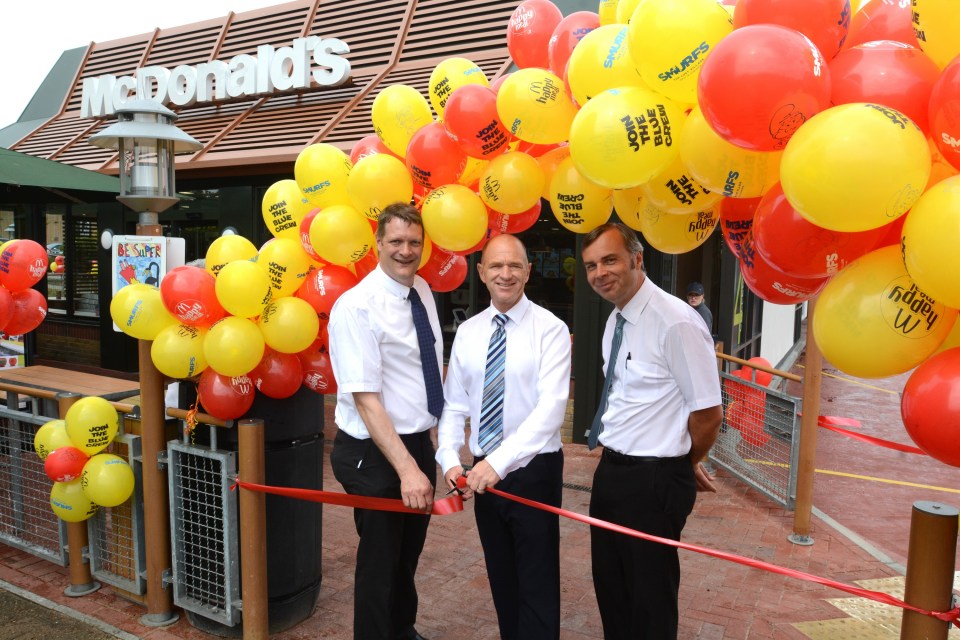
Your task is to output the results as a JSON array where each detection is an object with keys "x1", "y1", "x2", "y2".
[{"x1": 46, "y1": 205, "x2": 100, "y2": 320}]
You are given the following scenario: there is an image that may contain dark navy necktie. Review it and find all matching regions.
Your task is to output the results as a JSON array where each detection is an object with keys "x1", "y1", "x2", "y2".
[
  {"x1": 409, "y1": 287, "x2": 444, "y2": 418},
  {"x1": 588, "y1": 312, "x2": 625, "y2": 450}
]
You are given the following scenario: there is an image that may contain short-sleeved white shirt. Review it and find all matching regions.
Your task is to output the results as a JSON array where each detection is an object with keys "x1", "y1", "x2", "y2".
[
  {"x1": 597, "y1": 278, "x2": 722, "y2": 457},
  {"x1": 436, "y1": 296, "x2": 571, "y2": 479},
  {"x1": 328, "y1": 265, "x2": 443, "y2": 438}
]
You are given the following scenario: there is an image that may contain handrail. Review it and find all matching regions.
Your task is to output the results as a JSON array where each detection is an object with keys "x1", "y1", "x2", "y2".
[{"x1": 716, "y1": 352, "x2": 802, "y2": 383}]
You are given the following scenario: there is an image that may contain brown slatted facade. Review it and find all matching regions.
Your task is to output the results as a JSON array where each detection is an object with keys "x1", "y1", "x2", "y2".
[{"x1": 9, "y1": 0, "x2": 519, "y2": 178}]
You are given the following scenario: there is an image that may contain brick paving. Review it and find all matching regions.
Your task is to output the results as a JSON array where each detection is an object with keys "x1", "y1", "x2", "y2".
[{"x1": 2, "y1": 347, "x2": 959, "y2": 638}]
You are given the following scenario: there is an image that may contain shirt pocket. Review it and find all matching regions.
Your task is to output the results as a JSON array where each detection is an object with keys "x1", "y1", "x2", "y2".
[{"x1": 620, "y1": 360, "x2": 669, "y2": 403}]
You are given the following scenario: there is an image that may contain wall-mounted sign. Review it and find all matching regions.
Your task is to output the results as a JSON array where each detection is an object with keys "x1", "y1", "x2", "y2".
[
  {"x1": 82, "y1": 36, "x2": 351, "y2": 118},
  {"x1": 110, "y1": 235, "x2": 185, "y2": 332}
]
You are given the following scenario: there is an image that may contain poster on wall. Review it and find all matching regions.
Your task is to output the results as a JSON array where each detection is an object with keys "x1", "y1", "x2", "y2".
[
  {"x1": 0, "y1": 333, "x2": 24, "y2": 369},
  {"x1": 110, "y1": 235, "x2": 185, "y2": 332}
]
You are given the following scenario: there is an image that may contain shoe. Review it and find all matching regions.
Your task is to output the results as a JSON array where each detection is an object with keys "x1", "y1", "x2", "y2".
[{"x1": 401, "y1": 630, "x2": 428, "y2": 640}]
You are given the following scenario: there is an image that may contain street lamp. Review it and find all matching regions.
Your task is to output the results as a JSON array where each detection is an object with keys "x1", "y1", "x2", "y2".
[{"x1": 89, "y1": 98, "x2": 201, "y2": 627}]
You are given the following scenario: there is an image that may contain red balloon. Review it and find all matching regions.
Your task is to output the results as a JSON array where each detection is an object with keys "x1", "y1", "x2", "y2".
[
  {"x1": 298, "y1": 338, "x2": 338, "y2": 395},
  {"x1": 5, "y1": 288, "x2": 47, "y2": 335},
  {"x1": 350, "y1": 133, "x2": 399, "y2": 164},
  {"x1": 718, "y1": 197, "x2": 760, "y2": 259},
  {"x1": 698, "y1": 25, "x2": 833, "y2": 151},
  {"x1": 830, "y1": 41, "x2": 939, "y2": 134},
  {"x1": 901, "y1": 348, "x2": 960, "y2": 467},
  {"x1": 739, "y1": 233, "x2": 828, "y2": 304},
  {"x1": 488, "y1": 200, "x2": 542, "y2": 234},
  {"x1": 872, "y1": 214, "x2": 907, "y2": 250},
  {"x1": 842, "y1": 0, "x2": 917, "y2": 51},
  {"x1": 197, "y1": 369, "x2": 256, "y2": 420},
  {"x1": 251, "y1": 348, "x2": 303, "y2": 399},
  {"x1": 0, "y1": 286, "x2": 13, "y2": 332},
  {"x1": 351, "y1": 250, "x2": 378, "y2": 280},
  {"x1": 299, "y1": 208, "x2": 324, "y2": 262},
  {"x1": 752, "y1": 183, "x2": 883, "y2": 279},
  {"x1": 160, "y1": 266, "x2": 226, "y2": 327},
  {"x1": 491, "y1": 73, "x2": 511, "y2": 94},
  {"x1": 44, "y1": 447, "x2": 89, "y2": 483},
  {"x1": 548, "y1": 11, "x2": 600, "y2": 77},
  {"x1": 405, "y1": 122, "x2": 468, "y2": 190},
  {"x1": 744, "y1": 356, "x2": 774, "y2": 387},
  {"x1": 443, "y1": 85, "x2": 511, "y2": 159},
  {"x1": 514, "y1": 140, "x2": 563, "y2": 157},
  {"x1": 733, "y1": 0, "x2": 850, "y2": 60},
  {"x1": 418, "y1": 245, "x2": 468, "y2": 293},
  {"x1": 0, "y1": 240, "x2": 48, "y2": 293},
  {"x1": 929, "y1": 56, "x2": 960, "y2": 171},
  {"x1": 295, "y1": 264, "x2": 359, "y2": 320},
  {"x1": 507, "y1": 0, "x2": 564, "y2": 69}
]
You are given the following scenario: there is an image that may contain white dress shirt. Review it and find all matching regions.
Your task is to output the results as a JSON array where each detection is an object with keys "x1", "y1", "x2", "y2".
[
  {"x1": 437, "y1": 295, "x2": 571, "y2": 479},
  {"x1": 328, "y1": 265, "x2": 443, "y2": 438},
  {"x1": 598, "y1": 278, "x2": 722, "y2": 457}
]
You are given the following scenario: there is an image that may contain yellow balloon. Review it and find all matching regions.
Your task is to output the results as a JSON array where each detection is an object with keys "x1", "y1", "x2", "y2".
[
  {"x1": 813, "y1": 245, "x2": 959, "y2": 378},
  {"x1": 204, "y1": 317, "x2": 265, "y2": 377},
  {"x1": 421, "y1": 185, "x2": 489, "y2": 252},
  {"x1": 458, "y1": 157, "x2": 490, "y2": 188},
  {"x1": 627, "y1": 0, "x2": 733, "y2": 103},
  {"x1": 569, "y1": 86, "x2": 684, "y2": 189},
  {"x1": 372, "y1": 84, "x2": 434, "y2": 157},
  {"x1": 612, "y1": 185, "x2": 648, "y2": 231},
  {"x1": 348, "y1": 154, "x2": 414, "y2": 220},
  {"x1": 294, "y1": 144, "x2": 353, "y2": 208},
  {"x1": 261, "y1": 179, "x2": 314, "y2": 239},
  {"x1": 109, "y1": 284, "x2": 177, "y2": 340},
  {"x1": 81, "y1": 453, "x2": 135, "y2": 507},
  {"x1": 258, "y1": 297, "x2": 320, "y2": 354},
  {"x1": 536, "y1": 145, "x2": 572, "y2": 200},
  {"x1": 429, "y1": 57, "x2": 489, "y2": 118},
  {"x1": 309, "y1": 204, "x2": 376, "y2": 265},
  {"x1": 34, "y1": 419, "x2": 72, "y2": 461},
  {"x1": 640, "y1": 204, "x2": 719, "y2": 254},
  {"x1": 50, "y1": 480, "x2": 98, "y2": 523},
  {"x1": 641, "y1": 155, "x2": 723, "y2": 214},
  {"x1": 902, "y1": 175, "x2": 960, "y2": 309},
  {"x1": 549, "y1": 157, "x2": 614, "y2": 233},
  {"x1": 679, "y1": 107, "x2": 782, "y2": 198},
  {"x1": 780, "y1": 103, "x2": 931, "y2": 232},
  {"x1": 151, "y1": 324, "x2": 208, "y2": 379},
  {"x1": 912, "y1": 0, "x2": 960, "y2": 68},
  {"x1": 205, "y1": 234, "x2": 258, "y2": 277},
  {"x1": 566, "y1": 25, "x2": 649, "y2": 106},
  {"x1": 215, "y1": 260, "x2": 274, "y2": 318},
  {"x1": 616, "y1": 0, "x2": 641, "y2": 23},
  {"x1": 64, "y1": 396, "x2": 119, "y2": 456},
  {"x1": 479, "y1": 152, "x2": 545, "y2": 214},
  {"x1": 599, "y1": 0, "x2": 620, "y2": 25},
  {"x1": 935, "y1": 315, "x2": 960, "y2": 354},
  {"x1": 496, "y1": 68, "x2": 578, "y2": 145},
  {"x1": 257, "y1": 238, "x2": 312, "y2": 298}
]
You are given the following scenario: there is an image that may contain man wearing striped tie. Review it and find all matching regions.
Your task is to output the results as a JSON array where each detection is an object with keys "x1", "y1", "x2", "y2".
[{"x1": 436, "y1": 233, "x2": 571, "y2": 640}]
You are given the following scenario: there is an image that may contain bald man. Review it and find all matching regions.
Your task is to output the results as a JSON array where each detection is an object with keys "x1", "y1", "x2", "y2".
[{"x1": 436, "y1": 234, "x2": 571, "y2": 640}]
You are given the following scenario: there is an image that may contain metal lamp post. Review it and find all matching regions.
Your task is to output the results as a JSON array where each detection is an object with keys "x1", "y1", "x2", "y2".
[{"x1": 90, "y1": 99, "x2": 201, "y2": 627}]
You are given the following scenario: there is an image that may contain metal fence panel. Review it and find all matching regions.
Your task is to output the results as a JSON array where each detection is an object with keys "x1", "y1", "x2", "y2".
[
  {"x1": 88, "y1": 432, "x2": 146, "y2": 595},
  {"x1": 167, "y1": 441, "x2": 240, "y2": 628},
  {"x1": 0, "y1": 409, "x2": 67, "y2": 564},
  {"x1": 709, "y1": 372, "x2": 802, "y2": 509}
]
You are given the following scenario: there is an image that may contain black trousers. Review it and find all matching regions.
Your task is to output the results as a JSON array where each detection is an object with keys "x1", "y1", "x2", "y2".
[
  {"x1": 474, "y1": 449, "x2": 563, "y2": 640},
  {"x1": 331, "y1": 429, "x2": 437, "y2": 640},
  {"x1": 589, "y1": 451, "x2": 696, "y2": 640}
]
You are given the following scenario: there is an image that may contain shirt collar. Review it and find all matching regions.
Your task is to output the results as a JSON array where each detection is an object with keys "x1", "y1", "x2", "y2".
[
  {"x1": 486, "y1": 294, "x2": 530, "y2": 326},
  {"x1": 619, "y1": 278, "x2": 655, "y2": 325},
  {"x1": 371, "y1": 264, "x2": 419, "y2": 300}
]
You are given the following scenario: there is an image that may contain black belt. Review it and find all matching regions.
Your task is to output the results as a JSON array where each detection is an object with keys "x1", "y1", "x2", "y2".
[{"x1": 602, "y1": 448, "x2": 688, "y2": 465}]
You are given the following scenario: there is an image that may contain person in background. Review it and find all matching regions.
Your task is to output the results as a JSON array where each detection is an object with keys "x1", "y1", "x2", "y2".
[
  {"x1": 328, "y1": 203, "x2": 441, "y2": 640},
  {"x1": 437, "y1": 233, "x2": 571, "y2": 640},
  {"x1": 686, "y1": 281, "x2": 713, "y2": 334},
  {"x1": 581, "y1": 223, "x2": 723, "y2": 639}
]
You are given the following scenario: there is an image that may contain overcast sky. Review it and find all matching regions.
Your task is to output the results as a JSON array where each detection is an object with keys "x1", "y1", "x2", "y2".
[{"x1": 0, "y1": 0, "x2": 276, "y2": 128}]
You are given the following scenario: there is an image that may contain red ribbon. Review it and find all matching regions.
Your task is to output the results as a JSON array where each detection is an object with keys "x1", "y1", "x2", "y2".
[
  {"x1": 455, "y1": 478, "x2": 960, "y2": 625},
  {"x1": 232, "y1": 478, "x2": 464, "y2": 515},
  {"x1": 818, "y1": 422, "x2": 927, "y2": 456}
]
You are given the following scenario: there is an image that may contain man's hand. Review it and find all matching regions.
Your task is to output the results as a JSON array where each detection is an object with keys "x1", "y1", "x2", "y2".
[
  {"x1": 400, "y1": 468, "x2": 434, "y2": 512},
  {"x1": 693, "y1": 462, "x2": 717, "y2": 493},
  {"x1": 444, "y1": 465, "x2": 473, "y2": 501},
  {"x1": 466, "y1": 460, "x2": 501, "y2": 494}
]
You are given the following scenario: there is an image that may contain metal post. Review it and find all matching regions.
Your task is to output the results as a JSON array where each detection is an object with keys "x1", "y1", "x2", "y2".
[
  {"x1": 790, "y1": 297, "x2": 820, "y2": 545},
  {"x1": 58, "y1": 392, "x2": 100, "y2": 597},
  {"x1": 238, "y1": 419, "x2": 268, "y2": 639},
  {"x1": 136, "y1": 220, "x2": 178, "y2": 625},
  {"x1": 900, "y1": 501, "x2": 958, "y2": 640}
]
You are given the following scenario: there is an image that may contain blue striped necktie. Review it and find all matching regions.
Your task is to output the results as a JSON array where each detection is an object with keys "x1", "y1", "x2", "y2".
[
  {"x1": 478, "y1": 313, "x2": 508, "y2": 454},
  {"x1": 588, "y1": 312, "x2": 625, "y2": 450}
]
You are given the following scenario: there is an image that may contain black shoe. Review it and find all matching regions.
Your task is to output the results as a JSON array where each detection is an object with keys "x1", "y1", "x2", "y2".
[{"x1": 400, "y1": 630, "x2": 428, "y2": 640}]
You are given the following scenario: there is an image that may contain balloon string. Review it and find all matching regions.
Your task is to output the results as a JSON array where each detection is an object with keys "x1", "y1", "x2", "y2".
[{"x1": 185, "y1": 385, "x2": 200, "y2": 445}]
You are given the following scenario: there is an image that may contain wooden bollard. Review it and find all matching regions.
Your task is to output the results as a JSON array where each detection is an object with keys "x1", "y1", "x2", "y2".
[
  {"x1": 238, "y1": 418, "x2": 268, "y2": 639},
  {"x1": 900, "y1": 501, "x2": 958, "y2": 640}
]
